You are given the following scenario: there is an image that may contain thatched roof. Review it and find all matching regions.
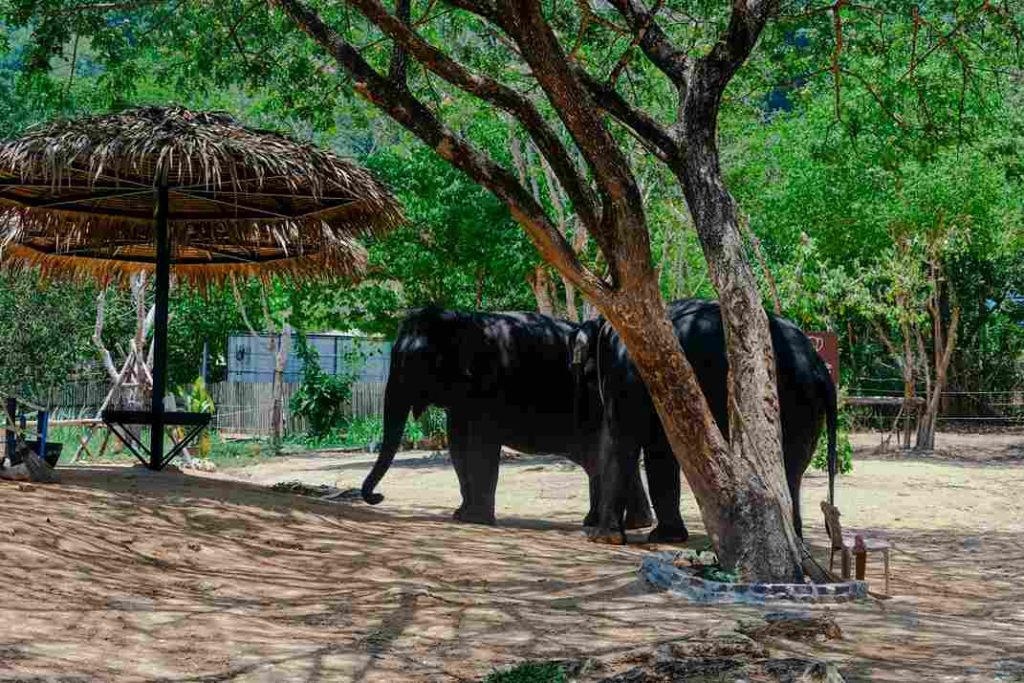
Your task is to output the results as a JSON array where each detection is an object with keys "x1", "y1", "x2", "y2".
[{"x1": 0, "y1": 106, "x2": 403, "y2": 285}]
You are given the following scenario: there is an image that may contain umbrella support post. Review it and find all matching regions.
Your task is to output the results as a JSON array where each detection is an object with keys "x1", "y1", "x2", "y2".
[{"x1": 150, "y1": 183, "x2": 170, "y2": 471}]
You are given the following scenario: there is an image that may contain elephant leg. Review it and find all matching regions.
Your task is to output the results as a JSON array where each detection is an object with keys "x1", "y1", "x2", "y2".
[
  {"x1": 643, "y1": 438, "x2": 689, "y2": 543},
  {"x1": 783, "y1": 414, "x2": 824, "y2": 540},
  {"x1": 623, "y1": 460, "x2": 654, "y2": 530},
  {"x1": 583, "y1": 473, "x2": 602, "y2": 528},
  {"x1": 447, "y1": 410, "x2": 472, "y2": 520},
  {"x1": 453, "y1": 418, "x2": 499, "y2": 526},
  {"x1": 587, "y1": 424, "x2": 638, "y2": 545}
]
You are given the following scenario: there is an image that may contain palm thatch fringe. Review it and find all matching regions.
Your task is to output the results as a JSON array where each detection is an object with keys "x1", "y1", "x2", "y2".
[
  {"x1": 0, "y1": 106, "x2": 403, "y2": 285},
  {"x1": 0, "y1": 241, "x2": 368, "y2": 290}
]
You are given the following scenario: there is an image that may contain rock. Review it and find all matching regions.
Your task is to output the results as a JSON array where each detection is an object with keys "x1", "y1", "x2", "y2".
[
  {"x1": 180, "y1": 456, "x2": 217, "y2": 472},
  {"x1": 320, "y1": 488, "x2": 363, "y2": 502},
  {"x1": 657, "y1": 627, "x2": 768, "y2": 660},
  {"x1": 599, "y1": 657, "x2": 844, "y2": 683},
  {"x1": 0, "y1": 448, "x2": 58, "y2": 483},
  {"x1": 738, "y1": 611, "x2": 843, "y2": 642},
  {"x1": 763, "y1": 658, "x2": 846, "y2": 682}
]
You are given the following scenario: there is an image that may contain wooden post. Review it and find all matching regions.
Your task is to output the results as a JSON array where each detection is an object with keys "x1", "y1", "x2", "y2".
[
  {"x1": 5, "y1": 398, "x2": 15, "y2": 463},
  {"x1": 38, "y1": 410, "x2": 48, "y2": 460},
  {"x1": 150, "y1": 183, "x2": 171, "y2": 470},
  {"x1": 854, "y1": 534, "x2": 867, "y2": 581}
]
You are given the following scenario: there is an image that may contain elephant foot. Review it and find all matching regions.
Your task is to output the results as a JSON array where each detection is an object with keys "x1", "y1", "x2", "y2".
[
  {"x1": 453, "y1": 507, "x2": 496, "y2": 526},
  {"x1": 624, "y1": 508, "x2": 654, "y2": 530},
  {"x1": 582, "y1": 511, "x2": 598, "y2": 528},
  {"x1": 648, "y1": 523, "x2": 689, "y2": 544},
  {"x1": 587, "y1": 527, "x2": 627, "y2": 545}
]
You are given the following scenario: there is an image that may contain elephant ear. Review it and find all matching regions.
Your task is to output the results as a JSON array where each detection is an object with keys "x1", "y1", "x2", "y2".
[
  {"x1": 456, "y1": 322, "x2": 501, "y2": 394},
  {"x1": 571, "y1": 320, "x2": 604, "y2": 428}
]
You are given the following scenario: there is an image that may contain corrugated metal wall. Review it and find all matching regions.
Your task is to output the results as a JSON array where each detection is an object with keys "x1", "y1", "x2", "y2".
[{"x1": 226, "y1": 333, "x2": 391, "y2": 384}]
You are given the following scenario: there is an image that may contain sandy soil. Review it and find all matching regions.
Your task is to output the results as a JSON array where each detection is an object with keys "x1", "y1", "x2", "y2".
[{"x1": 0, "y1": 432, "x2": 1022, "y2": 682}]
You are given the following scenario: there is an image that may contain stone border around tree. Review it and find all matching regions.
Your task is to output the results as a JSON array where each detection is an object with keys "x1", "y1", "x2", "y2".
[{"x1": 639, "y1": 551, "x2": 869, "y2": 604}]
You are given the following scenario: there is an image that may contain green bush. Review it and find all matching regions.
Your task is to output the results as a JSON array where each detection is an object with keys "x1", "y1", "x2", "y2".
[
  {"x1": 484, "y1": 662, "x2": 565, "y2": 683},
  {"x1": 178, "y1": 377, "x2": 215, "y2": 414},
  {"x1": 812, "y1": 403, "x2": 854, "y2": 474},
  {"x1": 344, "y1": 416, "x2": 384, "y2": 450},
  {"x1": 419, "y1": 406, "x2": 447, "y2": 442},
  {"x1": 342, "y1": 415, "x2": 428, "y2": 451},
  {"x1": 290, "y1": 334, "x2": 354, "y2": 440}
]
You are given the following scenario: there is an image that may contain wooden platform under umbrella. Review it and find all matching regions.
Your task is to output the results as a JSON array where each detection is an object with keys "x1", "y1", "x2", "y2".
[{"x1": 0, "y1": 106, "x2": 403, "y2": 469}]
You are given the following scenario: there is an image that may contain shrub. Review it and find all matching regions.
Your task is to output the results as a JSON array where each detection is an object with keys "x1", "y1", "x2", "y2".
[
  {"x1": 812, "y1": 399, "x2": 854, "y2": 474},
  {"x1": 290, "y1": 334, "x2": 354, "y2": 440},
  {"x1": 484, "y1": 662, "x2": 565, "y2": 683},
  {"x1": 177, "y1": 377, "x2": 215, "y2": 457},
  {"x1": 343, "y1": 415, "x2": 429, "y2": 451}
]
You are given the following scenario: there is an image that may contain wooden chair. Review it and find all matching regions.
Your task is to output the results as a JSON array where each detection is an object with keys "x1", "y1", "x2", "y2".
[{"x1": 820, "y1": 500, "x2": 892, "y2": 595}]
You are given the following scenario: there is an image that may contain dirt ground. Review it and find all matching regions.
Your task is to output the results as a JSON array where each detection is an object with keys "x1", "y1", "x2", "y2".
[{"x1": 1, "y1": 432, "x2": 1023, "y2": 682}]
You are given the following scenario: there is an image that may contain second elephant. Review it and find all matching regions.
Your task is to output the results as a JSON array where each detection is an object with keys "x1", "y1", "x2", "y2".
[{"x1": 575, "y1": 298, "x2": 838, "y2": 545}]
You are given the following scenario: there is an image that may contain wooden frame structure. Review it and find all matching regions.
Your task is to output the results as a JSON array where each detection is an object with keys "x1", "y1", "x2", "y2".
[{"x1": 0, "y1": 107, "x2": 402, "y2": 469}]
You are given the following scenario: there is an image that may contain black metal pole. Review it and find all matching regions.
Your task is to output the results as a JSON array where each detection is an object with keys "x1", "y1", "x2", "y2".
[
  {"x1": 150, "y1": 183, "x2": 171, "y2": 470},
  {"x1": 5, "y1": 397, "x2": 15, "y2": 465}
]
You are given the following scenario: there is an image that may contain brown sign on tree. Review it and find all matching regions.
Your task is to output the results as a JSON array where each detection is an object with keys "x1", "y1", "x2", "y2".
[{"x1": 807, "y1": 332, "x2": 839, "y2": 386}]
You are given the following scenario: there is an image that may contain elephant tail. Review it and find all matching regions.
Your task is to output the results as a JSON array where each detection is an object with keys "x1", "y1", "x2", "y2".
[
  {"x1": 361, "y1": 375, "x2": 411, "y2": 505},
  {"x1": 824, "y1": 369, "x2": 838, "y2": 506}
]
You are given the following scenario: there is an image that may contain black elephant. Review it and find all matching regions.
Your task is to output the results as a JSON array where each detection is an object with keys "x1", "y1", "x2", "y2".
[
  {"x1": 575, "y1": 298, "x2": 838, "y2": 545},
  {"x1": 360, "y1": 306, "x2": 653, "y2": 527}
]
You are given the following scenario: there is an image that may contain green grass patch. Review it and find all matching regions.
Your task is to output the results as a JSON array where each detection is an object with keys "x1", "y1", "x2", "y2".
[{"x1": 51, "y1": 426, "x2": 275, "y2": 470}]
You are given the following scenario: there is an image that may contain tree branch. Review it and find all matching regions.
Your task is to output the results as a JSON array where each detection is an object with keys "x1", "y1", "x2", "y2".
[
  {"x1": 574, "y1": 65, "x2": 681, "y2": 162},
  {"x1": 270, "y1": 0, "x2": 607, "y2": 300},
  {"x1": 605, "y1": 0, "x2": 691, "y2": 89},
  {"x1": 345, "y1": 0, "x2": 600, "y2": 230}
]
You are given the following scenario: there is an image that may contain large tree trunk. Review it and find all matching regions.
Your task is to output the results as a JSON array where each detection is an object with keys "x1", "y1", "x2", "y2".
[
  {"x1": 269, "y1": 324, "x2": 292, "y2": 448},
  {"x1": 649, "y1": 123, "x2": 804, "y2": 581},
  {"x1": 916, "y1": 306, "x2": 959, "y2": 451},
  {"x1": 602, "y1": 282, "x2": 804, "y2": 582},
  {"x1": 527, "y1": 266, "x2": 556, "y2": 316}
]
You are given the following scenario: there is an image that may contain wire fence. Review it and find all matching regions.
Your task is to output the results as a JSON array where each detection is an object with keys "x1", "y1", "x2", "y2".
[
  {"x1": 39, "y1": 380, "x2": 388, "y2": 437},
  {"x1": 844, "y1": 384, "x2": 1024, "y2": 431},
  {"x1": 29, "y1": 378, "x2": 1024, "y2": 439}
]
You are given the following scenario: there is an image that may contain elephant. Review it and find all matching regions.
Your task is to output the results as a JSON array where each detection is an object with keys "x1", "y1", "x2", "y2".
[
  {"x1": 574, "y1": 298, "x2": 838, "y2": 545},
  {"x1": 359, "y1": 306, "x2": 654, "y2": 528}
]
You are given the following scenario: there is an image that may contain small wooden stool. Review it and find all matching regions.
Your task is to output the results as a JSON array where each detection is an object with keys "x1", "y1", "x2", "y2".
[{"x1": 821, "y1": 500, "x2": 892, "y2": 595}]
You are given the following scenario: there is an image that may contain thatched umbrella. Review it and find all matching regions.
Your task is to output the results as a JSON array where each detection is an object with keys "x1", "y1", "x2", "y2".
[{"x1": 0, "y1": 106, "x2": 402, "y2": 469}]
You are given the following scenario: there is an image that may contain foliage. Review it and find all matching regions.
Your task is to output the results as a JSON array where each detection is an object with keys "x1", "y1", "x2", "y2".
[
  {"x1": 178, "y1": 377, "x2": 214, "y2": 414},
  {"x1": 812, "y1": 408, "x2": 854, "y2": 476},
  {"x1": 0, "y1": 273, "x2": 98, "y2": 400},
  {"x1": 342, "y1": 415, "x2": 425, "y2": 451},
  {"x1": 289, "y1": 333, "x2": 354, "y2": 440},
  {"x1": 728, "y1": 83, "x2": 1024, "y2": 402},
  {"x1": 483, "y1": 662, "x2": 565, "y2": 683},
  {"x1": 204, "y1": 434, "x2": 273, "y2": 469},
  {"x1": 176, "y1": 377, "x2": 215, "y2": 457},
  {"x1": 419, "y1": 406, "x2": 447, "y2": 444}
]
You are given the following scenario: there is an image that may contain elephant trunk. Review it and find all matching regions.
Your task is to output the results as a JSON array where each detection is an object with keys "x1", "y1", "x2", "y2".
[{"x1": 361, "y1": 375, "x2": 411, "y2": 505}]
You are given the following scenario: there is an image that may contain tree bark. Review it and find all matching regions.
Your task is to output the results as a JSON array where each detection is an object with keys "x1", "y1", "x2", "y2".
[
  {"x1": 664, "y1": 124, "x2": 802, "y2": 581},
  {"x1": 269, "y1": 324, "x2": 292, "y2": 448},
  {"x1": 916, "y1": 306, "x2": 959, "y2": 451},
  {"x1": 527, "y1": 266, "x2": 556, "y2": 316}
]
